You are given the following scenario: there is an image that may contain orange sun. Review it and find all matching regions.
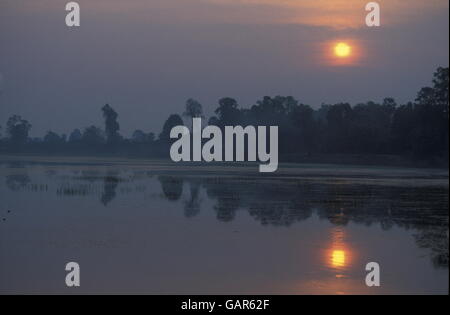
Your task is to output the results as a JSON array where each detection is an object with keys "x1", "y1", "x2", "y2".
[{"x1": 334, "y1": 42, "x2": 351, "y2": 58}]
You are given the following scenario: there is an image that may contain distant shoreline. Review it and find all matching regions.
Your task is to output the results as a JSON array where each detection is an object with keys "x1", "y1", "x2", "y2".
[{"x1": 0, "y1": 153, "x2": 448, "y2": 172}]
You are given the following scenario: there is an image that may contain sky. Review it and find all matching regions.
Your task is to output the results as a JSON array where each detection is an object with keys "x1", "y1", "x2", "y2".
[{"x1": 0, "y1": 0, "x2": 448, "y2": 137}]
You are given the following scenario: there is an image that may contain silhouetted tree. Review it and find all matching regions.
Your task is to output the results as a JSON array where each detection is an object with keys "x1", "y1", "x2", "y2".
[
  {"x1": 215, "y1": 97, "x2": 240, "y2": 127},
  {"x1": 412, "y1": 67, "x2": 449, "y2": 157},
  {"x1": 132, "y1": 130, "x2": 146, "y2": 143},
  {"x1": 350, "y1": 100, "x2": 395, "y2": 153},
  {"x1": 432, "y1": 67, "x2": 449, "y2": 110},
  {"x1": 159, "y1": 114, "x2": 184, "y2": 142},
  {"x1": 208, "y1": 116, "x2": 220, "y2": 126},
  {"x1": 251, "y1": 96, "x2": 288, "y2": 124},
  {"x1": 288, "y1": 103, "x2": 316, "y2": 154},
  {"x1": 183, "y1": 98, "x2": 203, "y2": 120},
  {"x1": 68, "y1": 129, "x2": 82, "y2": 142},
  {"x1": 102, "y1": 104, "x2": 121, "y2": 145},
  {"x1": 44, "y1": 131, "x2": 66, "y2": 145},
  {"x1": 82, "y1": 126, "x2": 105, "y2": 145},
  {"x1": 132, "y1": 130, "x2": 155, "y2": 143},
  {"x1": 325, "y1": 103, "x2": 353, "y2": 153},
  {"x1": 6, "y1": 115, "x2": 31, "y2": 145},
  {"x1": 391, "y1": 102, "x2": 415, "y2": 153},
  {"x1": 147, "y1": 132, "x2": 155, "y2": 143}
]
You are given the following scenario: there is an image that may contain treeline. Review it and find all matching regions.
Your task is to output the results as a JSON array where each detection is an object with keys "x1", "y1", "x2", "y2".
[{"x1": 0, "y1": 67, "x2": 448, "y2": 166}]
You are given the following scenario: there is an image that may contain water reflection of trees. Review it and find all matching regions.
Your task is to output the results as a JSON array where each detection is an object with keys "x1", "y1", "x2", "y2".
[
  {"x1": 184, "y1": 180, "x2": 201, "y2": 218},
  {"x1": 199, "y1": 176, "x2": 448, "y2": 267},
  {"x1": 158, "y1": 176, "x2": 183, "y2": 201},
  {"x1": 101, "y1": 175, "x2": 120, "y2": 206},
  {"x1": 414, "y1": 228, "x2": 449, "y2": 268},
  {"x1": 5, "y1": 172, "x2": 448, "y2": 267},
  {"x1": 6, "y1": 174, "x2": 31, "y2": 191}
]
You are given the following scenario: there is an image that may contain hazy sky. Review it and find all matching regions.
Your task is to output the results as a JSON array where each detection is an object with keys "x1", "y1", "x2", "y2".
[{"x1": 0, "y1": 0, "x2": 448, "y2": 136}]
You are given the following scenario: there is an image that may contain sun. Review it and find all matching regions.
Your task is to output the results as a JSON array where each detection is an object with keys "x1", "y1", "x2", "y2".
[
  {"x1": 334, "y1": 42, "x2": 351, "y2": 58},
  {"x1": 320, "y1": 40, "x2": 360, "y2": 66}
]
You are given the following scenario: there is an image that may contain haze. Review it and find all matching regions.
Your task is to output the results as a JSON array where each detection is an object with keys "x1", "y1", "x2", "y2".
[{"x1": 0, "y1": 0, "x2": 448, "y2": 136}]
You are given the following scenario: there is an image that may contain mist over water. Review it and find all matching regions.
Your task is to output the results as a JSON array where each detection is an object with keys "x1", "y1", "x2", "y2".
[{"x1": 0, "y1": 159, "x2": 447, "y2": 294}]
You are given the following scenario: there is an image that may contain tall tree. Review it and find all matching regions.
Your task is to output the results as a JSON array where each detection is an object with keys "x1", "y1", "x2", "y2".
[
  {"x1": 159, "y1": 114, "x2": 184, "y2": 142},
  {"x1": 215, "y1": 97, "x2": 240, "y2": 127},
  {"x1": 413, "y1": 67, "x2": 449, "y2": 157},
  {"x1": 432, "y1": 67, "x2": 449, "y2": 111},
  {"x1": 183, "y1": 98, "x2": 203, "y2": 120},
  {"x1": 6, "y1": 115, "x2": 31, "y2": 145},
  {"x1": 101, "y1": 104, "x2": 121, "y2": 145}
]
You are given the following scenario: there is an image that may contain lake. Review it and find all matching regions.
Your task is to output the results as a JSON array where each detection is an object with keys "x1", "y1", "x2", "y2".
[{"x1": 0, "y1": 157, "x2": 448, "y2": 294}]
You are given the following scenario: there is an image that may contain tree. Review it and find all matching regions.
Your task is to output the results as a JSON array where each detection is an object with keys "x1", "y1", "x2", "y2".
[
  {"x1": 382, "y1": 97, "x2": 397, "y2": 110},
  {"x1": 101, "y1": 104, "x2": 121, "y2": 145},
  {"x1": 159, "y1": 114, "x2": 184, "y2": 142},
  {"x1": 147, "y1": 132, "x2": 155, "y2": 143},
  {"x1": 68, "y1": 129, "x2": 82, "y2": 142},
  {"x1": 350, "y1": 101, "x2": 395, "y2": 153},
  {"x1": 208, "y1": 116, "x2": 220, "y2": 126},
  {"x1": 44, "y1": 131, "x2": 66, "y2": 145},
  {"x1": 81, "y1": 126, "x2": 105, "y2": 145},
  {"x1": 132, "y1": 130, "x2": 147, "y2": 143},
  {"x1": 432, "y1": 67, "x2": 449, "y2": 110},
  {"x1": 288, "y1": 103, "x2": 316, "y2": 154},
  {"x1": 215, "y1": 97, "x2": 240, "y2": 127},
  {"x1": 412, "y1": 67, "x2": 449, "y2": 157},
  {"x1": 391, "y1": 102, "x2": 415, "y2": 153},
  {"x1": 325, "y1": 103, "x2": 353, "y2": 152},
  {"x1": 6, "y1": 115, "x2": 31, "y2": 145},
  {"x1": 253, "y1": 96, "x2": 288, "y2": 119},
  {"x1": 183, "y1": 98, "x2": 203, "y2": 120},
  {"x1": 132, "y1": 130, "x2": 155, "y2": 143}
]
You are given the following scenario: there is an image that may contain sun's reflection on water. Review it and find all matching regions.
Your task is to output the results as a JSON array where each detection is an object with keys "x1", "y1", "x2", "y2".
[
  {"x1": 327, "y1": 226, "x2": 352, "y2": 278},
  {"x1": 331, "y1": 250, "x2": 346, "y2": 268}
]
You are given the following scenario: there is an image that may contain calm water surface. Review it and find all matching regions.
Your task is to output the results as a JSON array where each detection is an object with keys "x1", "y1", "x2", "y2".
[{"x1": 0, "y1": 158, "x2": 448, "y2": 294}]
